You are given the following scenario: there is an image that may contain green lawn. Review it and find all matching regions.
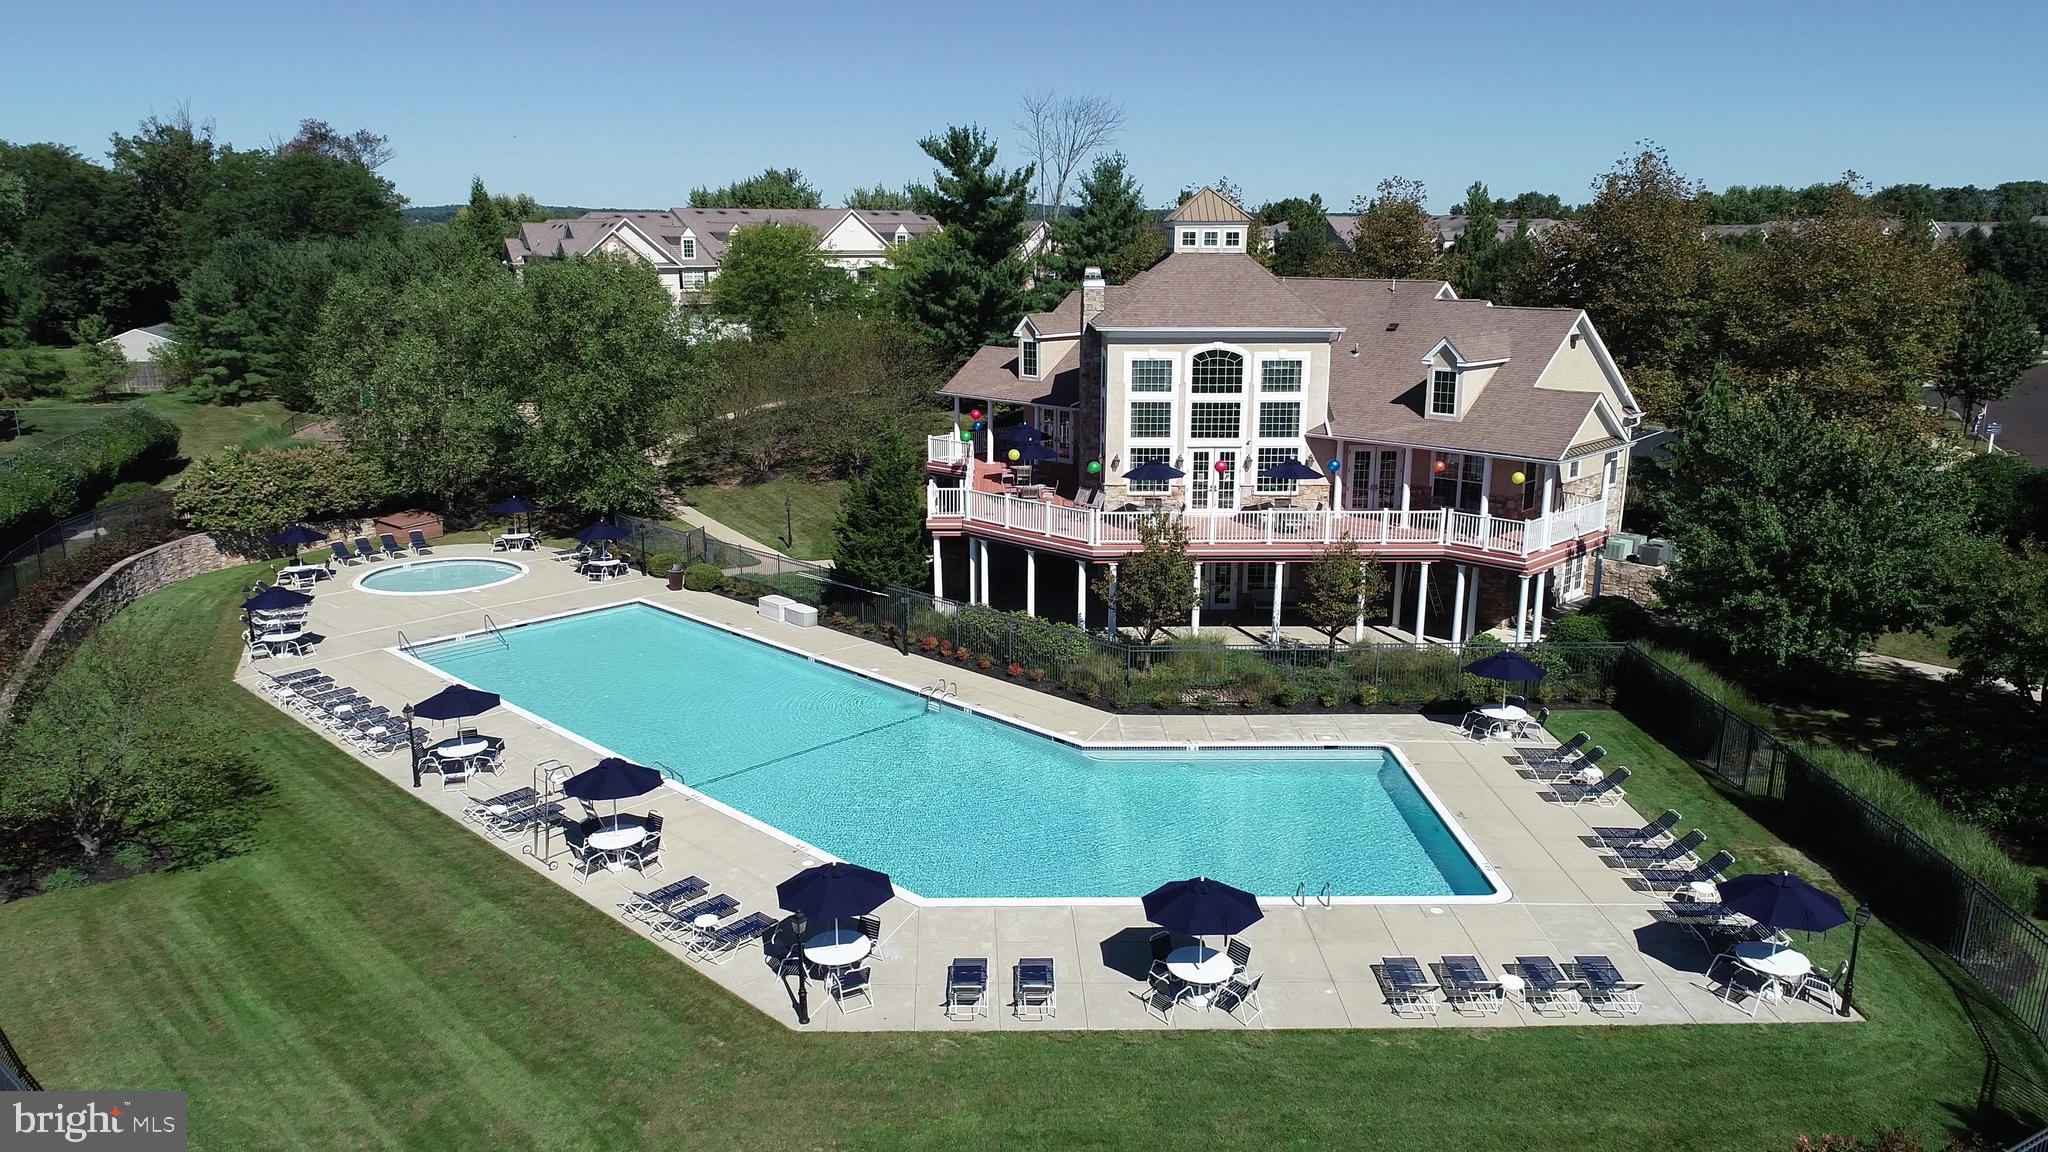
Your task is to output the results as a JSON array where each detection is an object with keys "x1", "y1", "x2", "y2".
[
  {"x1": 680, "y1": 475, "x2": 844, "y2": 560},
  {"x1": 0, "y1": 574, "x2": 2029, "y2": 1149},
  {"x1": 1869, "y1": 626, "x2": 1957, "y2": 668},
  {"x1": 0, "y1": 394, "x2": 300, "y2": 483}
]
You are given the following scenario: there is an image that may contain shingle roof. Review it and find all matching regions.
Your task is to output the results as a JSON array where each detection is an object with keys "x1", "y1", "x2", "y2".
[
  {"x1": 938, "y1": 343, "x2": 1079, "y2": 407},
  {"x1": 1094, "y1": 253, "x2": 1338, "y2": 330},
  {"x1": 504, "y1": 205, "x2": 940, "y2": 269},
  {"x1": 1023, "y1": 292, "x2": 1085, "y2": 336},
  {"x1": 1282, "y1": 277, "x2": 1601, "y2": 459},
  {"x1": 1168, "y1": 187, "x2": 1252, "y2": 223}
]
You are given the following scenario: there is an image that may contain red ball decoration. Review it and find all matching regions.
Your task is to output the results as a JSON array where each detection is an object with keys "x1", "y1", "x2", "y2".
[
  {"x1": 1214, "y1": 459, "x2": 1229, "y2": 474},
  {"x1": 1431, "y1": 458, "x2": 1448, "y2": 474},
  {"x1": 969, "y1": 408, "x2": 983, "y2": 421}
]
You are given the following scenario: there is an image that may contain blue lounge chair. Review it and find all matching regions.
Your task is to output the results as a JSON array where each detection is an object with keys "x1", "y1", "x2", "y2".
[
  {"x1": 329, "y1": 540, "x2": 360, "y2": 566},
  {"x1": 407, "y1": 529, "x2": 433, "y2": 554},
  {"x1": 1439, "y1": 955, "x2": 1504, "y2": 1015},
  {"x1": 378, "y1": 533, "x2": 405, "y2": 560},
  {"x1": 1540, "y1": 745, "x2": 1608, "y2": 782},
  {"x1": 1553, "y1": 765, "x2": 1631, "y2": 807},
  {"x1": 654, "y1": 895, "x2": 740, "y2": 943},
  {"x1": 1591, "y1": 809, "x2": 1681, "y2": 848},
  {"x1": 947, "y1": 958, "x2": 989, "y2": 1019},
  {"x1": 1643, "y1": 850, "x2": 1737, "y2": 897},
  {"x1": 1514, "y1": 955, "x2": 1584, "y2": 1016},
  {"x1": 1573, "y1": 955, "x2": 1644, "y2": 1015},
  {"x1": 1516, "y1": 731, "x2": 1588, "y2": 765},
  {"x1": 620, "y1": 876, "x2": 708, "y2": 923},
  {"x1": 1379, "y1": 956, "x2": 1439, "y2": 1018},
  {"x1": 1614, "y1": 828, "x2": 1706, "y2": 871},
  {"x1": 692, "y1": 912, "x2": 778, "y2": 963},
  {"x1": 354, "y1": 535, "x2": 381, "y2": 561}
]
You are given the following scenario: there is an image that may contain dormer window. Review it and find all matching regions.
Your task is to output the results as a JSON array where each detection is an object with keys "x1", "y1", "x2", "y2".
[
  {"x1": 1021, "y1": 340, "x2": 1039, "y2": 379},
  {"x1": 681, "y1": 236, "x2": 696, "y2": 259},
  {"x1": 1203, "y1": 231, "x2": 1219, "y2": 247},
  {"x1": 1225, "y1": 230, "x2": 1241, "y2": 248},
  {"x1": 1181, "y1": 230, "x2": 1197, "y2": 246},
  {"x1": 1430, "y1": 369, "x2": 1459, "y2": 417}
]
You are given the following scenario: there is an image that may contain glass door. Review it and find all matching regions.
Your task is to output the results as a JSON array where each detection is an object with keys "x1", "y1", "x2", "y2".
[
  {"x1": 1208, "y1": 562, "x2": 1237, "y2": 608},
  {"x1": 1190, "y1": 450, "x2": 1238, "y2": 510}
]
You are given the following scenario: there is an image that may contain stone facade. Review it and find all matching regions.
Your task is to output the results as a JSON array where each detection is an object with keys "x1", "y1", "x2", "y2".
[
  {"x1": 1594, "y1": 555, "x2": 1665, "y2": 607},
  {"x1": 0, "y1": 534, "x2": 244, "y2": 718}
]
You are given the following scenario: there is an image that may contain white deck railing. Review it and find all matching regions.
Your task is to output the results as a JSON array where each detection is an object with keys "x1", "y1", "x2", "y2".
[
  {"x1": 926, "y1": 434, "x2": 966, "y2": 466},
  {"x1": 928, "y1": 486, "x2": 1607, "y2": 559}
]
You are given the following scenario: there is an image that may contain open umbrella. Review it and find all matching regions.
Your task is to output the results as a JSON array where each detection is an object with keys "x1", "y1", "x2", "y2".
[
  {"x1": 777, "y1": 862, "x2": 895, "y2": 920},
  {"x1": 270, "y1": 524, "x2": 326, "y2": 561},
  {"x1": 1258, "y1": 458, "x2": 1323, "y2": 482},
  {"x1": 562, "y1": 757, "x2": 663, "y2": 816},
  {"x1": 490, "y1": 496, "x2": 537, "y2": 533},
  {"x1": 1464, "y1": 650, "x2": 1547, "y2": 704},
  {"x1": 411, "y1": 683, "x2": 501, "y2": 722},
  {"x1": 1716, "y1": 872, "x2": 1849, "y2": 936},
  {"x1": 996, "y1": 423, "x2": 1045, "y2": 445},
  {"x1": 575, "y1": 521, "x2": 626, "y2": 545},
  {"x1": 243, "y1": 585, "x2": 313, "y2": 613},
  {"x1": 1143, "y1": 876, "x2": 1263, "y2": 940},
  {"x1": 1122, "y1": 460, "x2": 1185, "y2": 484}
]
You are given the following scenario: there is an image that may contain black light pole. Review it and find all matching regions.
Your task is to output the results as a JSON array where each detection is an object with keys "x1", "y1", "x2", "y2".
[
  {"x1": 405, "y1": 704, "x2": 421, "y2": 788},
  {"x1": 1842, "y1": 902, "x2": 1872, "y2": 1017},
  {"x1": 782, "y1": 498, "x2": 794, "y2": 553},
  {"x1": 789, "y1": 910, "x2": 810, "y2": 1024}
]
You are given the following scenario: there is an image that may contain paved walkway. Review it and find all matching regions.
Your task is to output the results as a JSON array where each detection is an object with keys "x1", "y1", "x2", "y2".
[{"x1": 236, "y1": 545, "x2": 1853, "y2": 1032}]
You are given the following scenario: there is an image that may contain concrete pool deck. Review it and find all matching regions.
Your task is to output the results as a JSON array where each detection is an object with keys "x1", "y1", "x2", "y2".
[{"x1": 235, "y1": 543, "x2": 1852, "y2": 1032}]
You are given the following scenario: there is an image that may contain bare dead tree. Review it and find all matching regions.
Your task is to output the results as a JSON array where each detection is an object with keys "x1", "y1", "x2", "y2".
[{"x1": 1014, "y1": 90, "x2": 1126, "y2": 220}]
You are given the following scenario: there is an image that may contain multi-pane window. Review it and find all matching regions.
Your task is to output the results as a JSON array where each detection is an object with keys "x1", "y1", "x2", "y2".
[
  {"x1": 681, "y1": 237, "x2": 696, "y2": 259},
  {"x1": 1430, "y1": 369, "x2": 1459, "y2": 416},
  {"x1": 1432, "y1": 452, "x2": 1485, "y2": 513},
  {"x1": 1189, "y1": 402, "x2": 1240, "y2": 439},
  {"x1": 1180, "y1": 230, "x2": 1196, "y2": 247},
  {"x1": 1130, "y1": 358, "x2": 1172, "y2": 392},
  {"x1": 1128, "y1": 447, "x2": 1172, "y2": 493},
  {"x1": 1257, "y1": 401, "x2": 1300, "y2": 439},
  {"x1": 1226, "y1": 231, "x2": 1241, "y2": 247},
  {"x1": 1349, "y1": 451, "x2": 1374, "y2": 510},
  {"x1": 1190, "y1": 350, "x2": 1243, "y2": 393},
  {"x1": 1128, "y1": 401, "x2": 1171, "y2": 440},
  {"x1": 1521, "y1": 463, "x2": 1541, "y2": 513},
  {"x1": 1260, "y1": 359, "x2": 1303, "y2": 392},
  {"x1": 1020, "y1": 340, "x2": 1038, "y2": 378},
  {"x1": 1203, "y1": 230, "x2": 1219, "y2": 246},
  {"x1": 1256, "y1": 446, "x2": 1297, "y2": 493},
  {"x1": 1378, "y1": 450, "x2": 1399, "y2": 507}
]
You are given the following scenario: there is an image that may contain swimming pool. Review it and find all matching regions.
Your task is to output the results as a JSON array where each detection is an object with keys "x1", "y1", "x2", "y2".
[
  {"x1": 357, "y1": 558, "x2": 526, "y2": 595},
  {"x1": 409, "y1": 602, "x2": 1500, "y2": 902}
]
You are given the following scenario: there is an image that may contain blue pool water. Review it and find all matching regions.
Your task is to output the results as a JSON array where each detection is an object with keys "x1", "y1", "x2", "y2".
[
  {"x1": 414, "y1": 603, "x2": 1494, "y2": 900},
  {"x1": 359, "y1": 558, "x2": 523, "y2": 594}
]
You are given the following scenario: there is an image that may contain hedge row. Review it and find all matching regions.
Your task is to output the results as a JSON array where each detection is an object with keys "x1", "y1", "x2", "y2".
[{"x1": 0, "y1": 408, "x2": 181, "y2": 548}]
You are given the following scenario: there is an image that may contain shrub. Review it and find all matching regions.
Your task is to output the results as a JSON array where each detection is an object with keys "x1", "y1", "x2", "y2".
[
  {"x1": 97, "y1": 480, "x2": 157, "y2": 508},
  {"x1": 1545, "y1": 610, "x2": 1613, "y2": 645},
  {"x1": 682, "y1": 563, "x2": 724, "y2": 592},
  {"x1": 920, "y1": 635, "x2": 939, "y2": 653},
  {"x1": 1271, "y1": 684, "x2": 1300, "y2": 708},
  {"x1": 0, "y1": 406, "x2": 180, "y2": 546},
  {"x1": 976, "y1": 654, "x2": 992, "y2": 670},
  {"x1": 36, "y1": 867, "x2": 88, "y2": 893},
  {"x1": 647, "y1": 552, "x2": 682, "y2": 575},
  {"x1": 1152, "y1": 691, "x2": 1174, "y2": 710},
  {"x1": 1353, "y1": 684, "x2": 1379, "y2": 707},
  {"x1": 1006, "y1": 662, "x2": 1024, "y2": 678},
  {"x1": 172, "y1": 441, "x2": 387, "y2": 545},
  {"x1": 111, "y1": 842, "x2": 153, "y2": 873}
]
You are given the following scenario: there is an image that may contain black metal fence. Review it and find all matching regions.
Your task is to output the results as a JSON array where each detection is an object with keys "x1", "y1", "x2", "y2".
[
  {"x1": 0, "y1": 492, "x2": 176, "y2": 607},
  {"x1": 0, "y1": 1025, "x2": 40, "y2": 1091}
]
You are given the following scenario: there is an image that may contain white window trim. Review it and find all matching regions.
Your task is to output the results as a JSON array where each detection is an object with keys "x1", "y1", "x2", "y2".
[
  {"x1": 1255, "y1": 352, "x2": 1308, "y2": 393},
  {"x1": 1021, "y1": 339, "x2": 1039, "y2": 380},
  {"x1": 1428, "y1": 367, "x2": 1460, "y2": 419}
]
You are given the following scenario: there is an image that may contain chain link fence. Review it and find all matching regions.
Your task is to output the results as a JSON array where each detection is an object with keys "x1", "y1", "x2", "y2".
[{"x1": 0, "y1": 491, "x2": 176, "y2": 607}]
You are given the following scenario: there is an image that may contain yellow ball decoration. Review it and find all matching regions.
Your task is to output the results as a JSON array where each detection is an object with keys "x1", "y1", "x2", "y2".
[
  {"x1": 1511, "y1": 471, "x2": 1527, "y2": 485},
  {"x1": 1007, "y1": 448, "x2": 1021, "y2": 462}
]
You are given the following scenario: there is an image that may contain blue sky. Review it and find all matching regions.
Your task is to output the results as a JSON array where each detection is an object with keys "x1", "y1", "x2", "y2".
[{"x1": 4, "y1": 0, "x2": 2044, "y2": 211}]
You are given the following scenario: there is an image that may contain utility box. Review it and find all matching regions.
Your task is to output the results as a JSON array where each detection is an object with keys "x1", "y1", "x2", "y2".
[
  {"x1": 757, "y1": 595, "x2": 790, "y2": 624},
  {"x1": 1638, "y1": 538, "x2": 1673, "y2": 566},
  {"x1": 1604, "y1": 536, "x2": 1638, "y2": 562},
  {"x1": 781, "y1": 602, "x2": 819, "y2": 628}
]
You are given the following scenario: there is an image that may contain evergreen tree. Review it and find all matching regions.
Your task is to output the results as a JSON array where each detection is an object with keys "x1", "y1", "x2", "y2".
[
  {"x1": 458, "y1": 176, "x2": 510, "y2": 263},
  {"x1": 832, "y1": 433, "x2": 930, "y2": 589},
  {"x1": 1448, "y1": 181, "x2": 1500, "y2": 296},
  {"x1": 887, "y1": 125, "x2": 1034, "y2": 363},
  {"x1": 66, "y1": 314, "x2": 132, "y2": 398},
  {"x1": 1042, "y1": 153, "x2": 1152, "y2": 291},
  {"x1": 1092, "y1": 511, "x2": 1196, "y2": 645}
]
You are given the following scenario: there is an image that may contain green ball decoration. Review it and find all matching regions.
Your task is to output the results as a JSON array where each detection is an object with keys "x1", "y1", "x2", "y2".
[
  {"x1": 959, "y1": 428, "x2": 973, "y2": 442},
  {"x1": 1086, "y1": 460, "x2": 1102, "y2": 475}
]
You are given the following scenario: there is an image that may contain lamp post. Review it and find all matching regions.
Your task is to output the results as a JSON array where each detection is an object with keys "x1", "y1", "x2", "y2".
[
  {"x1": 788, "y1": 910, "x2": 810, "y2": 1024},
  {"x1": 404, "y1": 703, "x2": 420, "y2": 788},
  {"x1": 1842, "y1": 902, "x2": 1872, "y2": 1017},
  {"x1": 782, "y1": 498, "x2": 794, "y2": 553}
]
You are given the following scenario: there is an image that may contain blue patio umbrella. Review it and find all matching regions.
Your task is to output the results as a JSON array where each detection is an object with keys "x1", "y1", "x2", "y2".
[
  {"x1": 1143, "y1": 876, "x2": 1263, "y2": 940},
  {"x1": 1259, "y1": 457, "x2": 1324, "y2": 482},
  {"x1": 996, "y1": 423, "x2": 1044, "y2": 445},
  {"x1": 1010, "y1": 439, "x2": 1060, "y2": 464},
  {"x1": 270, "y1": 524, "x2": 326, "y2": 561},
  {"x1": 1122, "y1": 460, "x2": 1185, "y2": 484},
  {"x1": 490, "y1": 496, "x2": 537, "y2": 533},
  {"x1": 562, "y1": 757, "x2": 663, "y2": 815},
  {"x1": 575, "y1": 520, "x2": 626, "y2": 545},
  {"x1": 242, "y1": 585, "x2": 312, "y2": 613},
  {"x1": 1465, "y1": 651, "x2": 1547, "y2": 683},
  {"x1": 777, "y1": 861, "x2": 896, "y2": 920},
  {"x1": 1716, "y1": 871, "x2": 1849, "y2": 935},
  {"x1": 410, "y1": 683, "x2": 501, "y2": 722}
]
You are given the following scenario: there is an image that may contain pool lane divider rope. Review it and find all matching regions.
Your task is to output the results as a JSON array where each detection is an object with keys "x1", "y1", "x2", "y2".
[{"x1": 689, "y1": 710, "x2": 929, "y2": 789}]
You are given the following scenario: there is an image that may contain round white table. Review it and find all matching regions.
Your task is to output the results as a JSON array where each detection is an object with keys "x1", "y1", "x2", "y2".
[
  {"x1": 1165, "y1": 944, "x2": 1235, "y2": 1006},
  {"x1": 259, "y1": 630, "x2": 306, "y2": 653},
  {"x1": 279, "y1": 564, "x2": 326, "y2": 583},
  {"x1": 1683, "y1": 881, "x2": 1722, "y2": 904},
  {"x1": 804, "y1": 927, "x2": 874, "y2": 968},
  {"x1": 497, "y1": 532, "x2": 534, "y2": 550},
  {"x1": 1497, "y1": 970, "x2": 1527, "y2": 1003},
  {"x1": 693, "y1": 913, "x2": 721, "y2": 929},
  {"x1": 587, "y1": 819, "x2": 647, "y2": 853},
  {"x1": 1479, "y1": 704, "x2": 1531, "y2": 723},
  {"x1": 1734, "y1": 941, "x2": 1808, "y2": 1000},
  {"x1": 585, "y1": 558, "x2": 627, "y2": 579},
  {"x1": 431, "y1": 737, "x2": 488, "y2": 761}
]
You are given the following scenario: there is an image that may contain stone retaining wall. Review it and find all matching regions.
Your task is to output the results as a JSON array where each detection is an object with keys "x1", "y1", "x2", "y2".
[
  {"x1": 0, "y1": 534, "x2": 243, "y2": 718},
  {"x1": 1594, "y1": 555, "x2": 1665, "y2": 607}
]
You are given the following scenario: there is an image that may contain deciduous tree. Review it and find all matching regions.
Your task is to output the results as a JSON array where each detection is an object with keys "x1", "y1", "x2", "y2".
[
  {"x1": 1335, "y1": 177, "x2": 1440, "y2": 279},
  {"x1": 1297, "y1": 537, "x2": 1389, "y2": 654},
  {"x1": 707, "y1": 220, "x2": 851, "y2": 338},
  {"x1": 65, "y1": 315, "x2": 131, "y2": 398},
  {"x1": 1944, "y1": 538, "x2": 2048, "y2": 710},
  {"x1": 845, "y1": 184, "x2": 919, "y2": 211},
  {"x1": 1093, "y1": 511, "x2": 1196, "y2": 646},
  {"x1": 1939, "y1": 272, "x2": 2040, "y2": 419},
  {"x1": 1015, "y1": 90, "x2": 1125, "y2": 222},
  {"x1": 689, "y1": 168, "x2": 822, "y2": 210}
]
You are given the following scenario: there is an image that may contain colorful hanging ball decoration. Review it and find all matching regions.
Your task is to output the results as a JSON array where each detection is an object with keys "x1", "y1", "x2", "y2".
[
  {"x1": 973, "y1": 420, "x2": 984, "y2": 431},
  {"x1": 1007, "y1": 448, "x2": 1021, "y2": 462},
  {"x1": 1086, "y1": 460, "x2": 1102, "y2": 475},
  {"x1": 968, "y1": 408, "x2": 983, "y2": 421},
  {"x1": 959, "y1": 428, "x2": 973, "y2": 442},
  {"x1": 1327, "y1": 459, "x2": 1341, "y2": 472},
  {"x1": 1214, "y1": 459, "x2": 1229, "y2": 474},
  {"x1": 1432, "y1": 458, "x2": 1448, "y2": 474},
  {"x1": 1511, "y1": 470, "x2": 1527, "y2": 485}
]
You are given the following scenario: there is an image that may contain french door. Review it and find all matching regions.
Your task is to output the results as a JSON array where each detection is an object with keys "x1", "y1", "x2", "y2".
[
  {"x1": 1189, "y1": 450, "x2": 1238, "y2": 510},
  {"x1": 1348, "y1": 448, "x2": 1401, "y2": 510}
]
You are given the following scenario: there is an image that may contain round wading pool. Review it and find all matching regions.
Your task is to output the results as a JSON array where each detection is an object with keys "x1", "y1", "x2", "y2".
[{"x1": 355, "y1": 557, "x2": 526, "y2": 595}]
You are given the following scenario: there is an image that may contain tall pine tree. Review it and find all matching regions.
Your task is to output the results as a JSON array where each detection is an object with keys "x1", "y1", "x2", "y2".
[
  {"x1": 1043, "y1": 153, "x2": 1155, "y2": 292},
  {"x1": 887, "y1": 126, "x2": 1034, "y2": 363},
  {"x1": 832, "y1": 433, "x2": 930, "y2": 590}
]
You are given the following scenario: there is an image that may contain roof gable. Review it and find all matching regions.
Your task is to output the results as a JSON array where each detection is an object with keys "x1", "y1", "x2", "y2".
[{"x1": 1169, "y1": 187, "x2": 1252, "y2": 224}]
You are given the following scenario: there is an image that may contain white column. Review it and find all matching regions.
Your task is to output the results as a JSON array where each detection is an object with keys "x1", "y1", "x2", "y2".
[
  {"x1": 985, "y1": 404, "x2": 996, "y2": 464},
  {"x1": 1465, "y1": 568, "x2": 1481, "y2": 642},
  {"x1": 1190, "y1": 562, "x2": 1203, "y2": 634},
  {"x1": 1531, "y1": 569, "x2": 1548, "y2": 642},
  {"x1": 1353, "y1": 561, "x2": 1369, "y2": 642},
  {"x1": 1478, "y1": 456, "x2": 1493, "y2": 546},
  {"x1": 978, "y1": 539, "x2": 992, "y2": 605},
  {"x1": 1450, "y1": 564, "x2": 1468, "y2": 647},
  {"x1": 1541, "y1": 464, "x2": 1556, "y2": 514},
  {"x1": 1025, "y1": 548, "x2": 1037, "y2": 617},
  {"x1": 932, "y1": 537, "x2": 945, "y2": 600},
  {"x1": 964, "y1": 536, "x2": 977, "y2": 604},
  {"x1": 1390, "y1": 563, "x2": 1407, "y2": 632},
  {"x1": 1076, "y1": 560, "x2": 1088, "y2": 629},
  {"x1": 1270, "y1": 561, "x2": 1285, "y2": 639},
  {"x1": 1400, "y1": 447, "x2": 1414, "y2": 511},
  {"x1": 1413, "y1": 561, "x2": 1431, "y2": 648},
  {"x1": 1515, "y1": 574, "x2": 1530, "y2": 645}
]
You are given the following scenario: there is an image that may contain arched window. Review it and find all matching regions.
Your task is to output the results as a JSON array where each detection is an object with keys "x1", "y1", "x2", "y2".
[{"x1": 1190, "y1": 349, "x2": 1244, "y2": 394}]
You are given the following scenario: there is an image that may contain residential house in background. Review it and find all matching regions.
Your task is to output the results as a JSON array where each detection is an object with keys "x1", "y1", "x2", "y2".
[
  {"x1": 504, "y1": 207, "x2": 940, "y2": 300},
  {"x1": 929, "y1": 189, "x2": 1640, "y2": 646},
  {"x1": 1263, "y1": 214, "x2": 1564, "y2": 255},
  {"x1": 99, "y1": 322, "x2": 176, "y2": 392}
]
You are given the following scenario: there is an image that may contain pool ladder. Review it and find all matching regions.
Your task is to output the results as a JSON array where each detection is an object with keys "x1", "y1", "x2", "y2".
[
  {"x1": 480, "y1": 614, "x2": 509, "y2": 648},
  {"x1": 1293, "y1": 881, "x2": 1333, "y2": 909},
  {"x1": 918, "y1": 679, "x2": 958, "y2": 712},
  {"x1": 395, "y1": 629, "x2": 415, "y2": 654}
]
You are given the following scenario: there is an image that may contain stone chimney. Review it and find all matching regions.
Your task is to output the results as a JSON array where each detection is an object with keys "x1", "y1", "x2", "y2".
[{"x1": 1076, "y1": 267, "x2": 1108, "y2": 486}]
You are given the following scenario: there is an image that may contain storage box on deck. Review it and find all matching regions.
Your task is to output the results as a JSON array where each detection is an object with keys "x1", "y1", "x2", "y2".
[{"x1": 375, "y1": 510, "x2": 444, "y2": 541}]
